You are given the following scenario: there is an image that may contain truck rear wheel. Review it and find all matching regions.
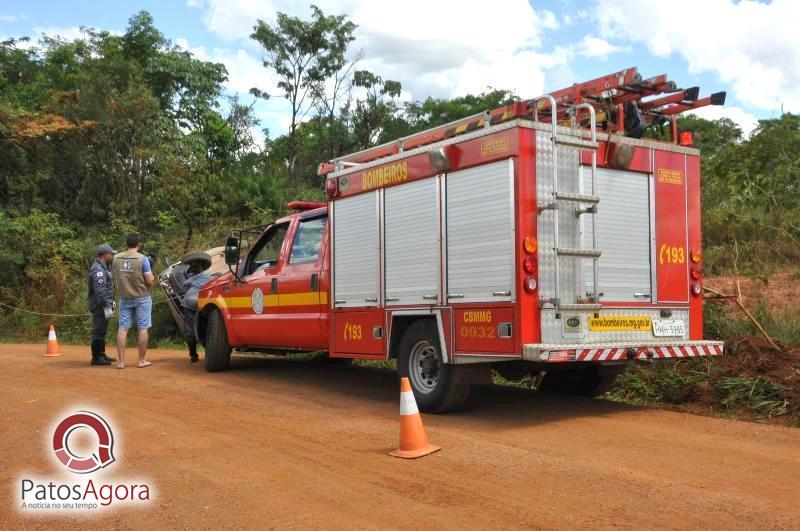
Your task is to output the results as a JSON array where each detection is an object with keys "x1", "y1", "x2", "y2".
[
  {"x1": 204, "y1": 308, "x2": 231, "y2": 372},
  {"x1": 539, "y1": 366, "x2": 623, "y2": 397},
  {"x1": 397, "y1": 320, "x2": 469, "y2": 413}
]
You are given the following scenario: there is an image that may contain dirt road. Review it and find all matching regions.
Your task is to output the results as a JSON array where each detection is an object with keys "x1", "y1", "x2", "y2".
[{"x1": 1, "y1": 344, "x2": 799, "y2": 529}]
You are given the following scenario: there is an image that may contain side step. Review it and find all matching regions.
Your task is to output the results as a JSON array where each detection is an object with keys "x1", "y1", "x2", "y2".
[{"x1": 556, "y1": 247, "x2": 602, "y2": 258}]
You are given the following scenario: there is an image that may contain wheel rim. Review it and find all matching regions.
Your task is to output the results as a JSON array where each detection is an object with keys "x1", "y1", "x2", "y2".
[{"x1": 408, "y1": 340, "x2": 440, "y2": 394}]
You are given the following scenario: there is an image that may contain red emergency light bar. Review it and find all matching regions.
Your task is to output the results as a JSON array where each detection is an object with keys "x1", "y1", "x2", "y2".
[{"x1": 287, "y1": 201, "x2": 326, "y2": 211}]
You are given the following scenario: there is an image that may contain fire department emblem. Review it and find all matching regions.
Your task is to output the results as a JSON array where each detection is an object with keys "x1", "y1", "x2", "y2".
[{"x1": 251, "y1": 288, "x2": 264, "y2": 315}]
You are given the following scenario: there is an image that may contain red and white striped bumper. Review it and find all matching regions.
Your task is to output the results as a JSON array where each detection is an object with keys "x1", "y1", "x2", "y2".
[{"x1": 523, "y1": 341, "x2": 724, "y2": 363}]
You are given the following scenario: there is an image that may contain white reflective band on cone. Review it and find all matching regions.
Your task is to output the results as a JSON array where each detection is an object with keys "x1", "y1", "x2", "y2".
[
  {"x1": 48, "y1": 330, "x2": 56, "y2": 340},
  {"x1": 399, "y1": 390, "x2": 419, "y2": 416}
]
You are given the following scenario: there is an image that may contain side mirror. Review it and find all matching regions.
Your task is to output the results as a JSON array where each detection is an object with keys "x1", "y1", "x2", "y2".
[{"x1": 224, "y1": 236, "x2": 240, "y2": 266}]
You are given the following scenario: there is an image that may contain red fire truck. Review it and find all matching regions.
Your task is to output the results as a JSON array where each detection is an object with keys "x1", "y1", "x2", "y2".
[{"x1": 194, "y1": 68, "x2": 725, "y2": 412}]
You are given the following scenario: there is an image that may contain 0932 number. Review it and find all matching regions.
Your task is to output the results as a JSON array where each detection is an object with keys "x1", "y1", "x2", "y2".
[{"x1": 459, "y1": 326, "x2": 496, "y2": 339}]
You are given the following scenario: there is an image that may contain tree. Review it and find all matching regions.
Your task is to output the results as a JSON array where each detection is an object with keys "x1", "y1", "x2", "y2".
[
  {"x1": 250, "y1": 5, "x2": 356, "y2": 178},
  {"x1": 350, "y1": 70, "x2": 402, "y2": 150}
]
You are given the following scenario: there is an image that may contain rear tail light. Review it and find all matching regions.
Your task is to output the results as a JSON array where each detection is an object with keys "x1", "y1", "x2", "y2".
[
  {"x1": 523, "y1": 257, "x2": 536, "y2": 273},
  {"x1": 691, "y1": 281, "x2": 702, "y2": 296},
  {"x1": 690, "y1": 248, "x2": 702, "y2": 263},
  {"x1": 523, "y1": 236, "x2": 537, "y2": 254},
  {"x1": 524, "y1": 277, "x2": 537, "y2": 293},
  {"x1": 691, "y1": 269, "x2": 701, "y2": 280}
]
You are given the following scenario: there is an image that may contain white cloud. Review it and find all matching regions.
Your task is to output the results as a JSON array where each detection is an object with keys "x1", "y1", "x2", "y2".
[
  {"x1": 189, "y1": 0, "x2": 565, "y2": 100},
  {"x1": 575, "y1": 35, "x2": 631, "y2": 59},
  {"x1": 596, "y1": 0, "x2": 800, "y2": 112},
  {"x1": 0, "y1": 14, "x2": 26, "y2": 22},
  {"x1": 175, "y1": 38, "x2": 278, "y2": 95},
  {"x1": 32, "y1": 25, "x2": 91, "y2": 42},
  {"x1": 687, "y1": 105, "x2": 760, "y2": 139}
]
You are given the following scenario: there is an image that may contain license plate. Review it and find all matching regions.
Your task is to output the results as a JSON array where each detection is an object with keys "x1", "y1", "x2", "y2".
[{"x1": 652, "y1": 320, "x2": 686, "y2": 337}]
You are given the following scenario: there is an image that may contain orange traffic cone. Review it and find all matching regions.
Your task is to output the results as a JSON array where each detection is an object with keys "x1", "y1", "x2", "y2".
[
  {"x1": 389, "y1": 377, "x2": 441, "y2": 459},
  {"x1": 44, "y1": 324, "x2": 62, "y2": 357}
]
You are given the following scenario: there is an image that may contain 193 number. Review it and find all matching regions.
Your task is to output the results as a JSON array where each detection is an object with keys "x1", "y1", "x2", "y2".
[
  {"x1": 659, "y1": 244, "x2": 685, "y2": 265},
  {"x1": 343, "y1": 323, "x2": 363, "y2": 341}
]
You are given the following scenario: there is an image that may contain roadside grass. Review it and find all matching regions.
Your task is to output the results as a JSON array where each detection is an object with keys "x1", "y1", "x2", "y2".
[{"x1": 705, "y1": 298, "x2": 800, "y2": 345}]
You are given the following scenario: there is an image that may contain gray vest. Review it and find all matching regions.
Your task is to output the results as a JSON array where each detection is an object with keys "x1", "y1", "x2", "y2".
[{"x1": 112, "y1": 251, "x2": 150, "y2": 299}]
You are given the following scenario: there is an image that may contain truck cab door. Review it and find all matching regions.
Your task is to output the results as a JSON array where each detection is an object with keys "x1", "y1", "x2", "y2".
[
  {"x1": 276, "y1": 213, "x2": 328, "y2": 349},
  {"x1": 227, "y1": 222, "x2": 289, "y2": 347}
]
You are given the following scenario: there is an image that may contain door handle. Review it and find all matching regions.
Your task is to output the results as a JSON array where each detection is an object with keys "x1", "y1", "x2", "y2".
[
  {"x1": 493, "y1": 290, "x2": 511, "y2": 296},
  {"x1": 633, "y1": 292, "x2": 651, "y2": 298},
  {"x1": 385, "y1": 297, "x2": 399, "y2": 302},
  {"x1": 310, "y1": 273, "x2": 319, "y2": 292},
  {"x1": 271, "y1": 278, "x2": 278, "y2": 294}
]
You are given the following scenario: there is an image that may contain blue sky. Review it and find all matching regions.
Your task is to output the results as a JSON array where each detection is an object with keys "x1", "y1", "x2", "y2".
[{"x1": 3, "y1": 0, "x2": 797, "y2": 141}]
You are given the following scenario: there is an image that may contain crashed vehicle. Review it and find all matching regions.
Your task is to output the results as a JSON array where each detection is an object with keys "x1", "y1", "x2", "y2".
[{"x1": 158, "y1": 247, "x2": 227, "y2": 334}]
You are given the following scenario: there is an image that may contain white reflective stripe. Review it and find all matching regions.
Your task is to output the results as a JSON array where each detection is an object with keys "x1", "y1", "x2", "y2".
[
  {"x1": 48, "y1": 330, "x2": 56, "y2": 340},
  {"x1": 598, "y1": 349, "x2": 611, "y2": 361},
  {"x1": 400, "y1": 391, "x2": 419, "y2": 416}
]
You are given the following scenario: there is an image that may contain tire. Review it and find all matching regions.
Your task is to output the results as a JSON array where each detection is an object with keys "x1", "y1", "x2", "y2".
[
  {"x1": 204, "y1": 309, "x2": 231, "y2": 372},
  {"x1": 538, "y1": 365, "x2": 623, "y2": 397},
  {"x1": 397, "y1": 320, "x2": 469, "y2": 413},
  {"x1": 180, "y1": 251, "x2": 212, "y2": 272}
]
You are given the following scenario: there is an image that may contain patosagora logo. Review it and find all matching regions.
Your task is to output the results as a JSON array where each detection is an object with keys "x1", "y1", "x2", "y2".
[
  {"x1": 17, "y1": 409, "x2": 154, "y2": 513},
  {"x1": 52, "y1": 411, "x2": 115, "y2": 474}
]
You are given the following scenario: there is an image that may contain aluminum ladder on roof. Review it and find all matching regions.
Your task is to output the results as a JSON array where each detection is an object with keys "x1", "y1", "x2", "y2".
[{"x1": 534, "y1": 95, "x2": 602, "y2": 314}]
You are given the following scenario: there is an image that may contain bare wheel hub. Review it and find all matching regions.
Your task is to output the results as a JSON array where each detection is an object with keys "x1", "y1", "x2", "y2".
[{"x1": 409, "y1": 340, "x2": 441, "y2": 394}]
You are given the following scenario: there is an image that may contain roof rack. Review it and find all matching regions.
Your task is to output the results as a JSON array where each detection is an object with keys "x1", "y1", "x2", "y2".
[{"x1": 318, "y1": 67, "x2": 725, "y2": 176}]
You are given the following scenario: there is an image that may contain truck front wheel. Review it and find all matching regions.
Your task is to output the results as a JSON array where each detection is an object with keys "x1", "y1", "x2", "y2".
[
  {"x1": 397, "y1": 320, "x2": 469, "y2": 413},
  {"x1": 204, "y1": 308, "x2": 231, "y2": 372}
]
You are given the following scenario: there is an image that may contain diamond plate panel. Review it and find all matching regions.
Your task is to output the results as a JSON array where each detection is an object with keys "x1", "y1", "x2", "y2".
[{"x1": 537, "y1": 129, "x2": 589, "y2": 340}]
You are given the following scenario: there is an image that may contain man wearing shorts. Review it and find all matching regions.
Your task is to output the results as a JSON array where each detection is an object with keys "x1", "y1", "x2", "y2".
[{"x1": 112, "y1": 234, "x2": 155, "y2": 368}]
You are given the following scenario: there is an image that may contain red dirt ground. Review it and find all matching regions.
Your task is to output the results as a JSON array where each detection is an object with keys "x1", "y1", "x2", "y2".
[{"x1": 2, "y1": 344, "x2": 800, "y2": 529}]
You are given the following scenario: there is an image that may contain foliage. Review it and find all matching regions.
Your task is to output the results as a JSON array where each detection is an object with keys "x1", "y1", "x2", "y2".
[
  {"x1": 685, "y1": 113, "x2": 800, "y2": 273},
  {"x1": 250, "y1": 5, "x2": 356, "y2": 179}
]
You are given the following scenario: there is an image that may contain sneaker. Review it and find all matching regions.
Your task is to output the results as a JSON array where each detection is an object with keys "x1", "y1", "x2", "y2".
[{"x1": 91, "y1": 357, "x2": 112, "y2": 366}]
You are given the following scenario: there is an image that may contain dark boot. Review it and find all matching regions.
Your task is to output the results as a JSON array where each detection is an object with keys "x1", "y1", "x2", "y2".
[
  {"x1": 188, "y1": 339, "x2": 199, "y2": 363},
  {"x1": 91, "y1": 340, "x2": 111, "y2": 366},
  {"x1": 99, "y1": 340, "x2": 115, "y2": 362}
]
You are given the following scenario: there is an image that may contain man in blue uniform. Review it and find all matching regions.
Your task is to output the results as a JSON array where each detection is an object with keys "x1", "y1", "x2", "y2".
[
  {"x1": 181, "y1": 264, "x2": 213, "y2": 363},
  {"x1": 87, "y1": 243, "x2": 117, "y2": 365}
]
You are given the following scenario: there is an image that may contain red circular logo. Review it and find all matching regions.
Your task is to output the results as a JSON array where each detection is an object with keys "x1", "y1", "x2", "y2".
[{"x1": 52, "y1": 411, "x2": 115, "y2": 474}]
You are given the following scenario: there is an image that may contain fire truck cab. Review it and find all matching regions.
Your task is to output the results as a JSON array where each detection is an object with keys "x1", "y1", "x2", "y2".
[{"x1": 197, "y1": 68, "x2": 725, "y2": 412}]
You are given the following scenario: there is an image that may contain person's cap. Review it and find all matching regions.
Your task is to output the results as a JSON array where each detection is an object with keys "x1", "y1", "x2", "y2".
[{"x1": 96, "y1": 243, "x2": 118, "y2": 255}]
